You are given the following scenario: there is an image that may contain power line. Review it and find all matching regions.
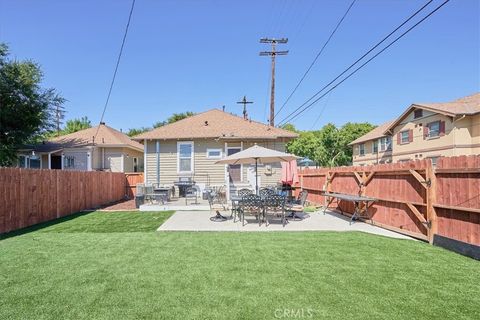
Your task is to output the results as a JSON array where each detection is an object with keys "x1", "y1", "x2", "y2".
[
  {"x1": 277, "y1": 0, "x2": 437, "y2": 126},
  {"x1": 278, "y1": 0, "x2": 451, "y2": 126},
  {"x1": 274, "y1": 0, "x2": 356, "y2": 121},
  {"x1": 93, "y1": 0, "x2": 136, "y2": 143}
]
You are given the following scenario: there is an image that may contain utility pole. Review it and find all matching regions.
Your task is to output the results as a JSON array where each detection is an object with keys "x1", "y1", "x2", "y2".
[
  {"x1": 260, "y1": 38, "x2": 288, "y2": 127},
  {"x1": 236, "y1": 96, "x2": 253, "y2": 120}
]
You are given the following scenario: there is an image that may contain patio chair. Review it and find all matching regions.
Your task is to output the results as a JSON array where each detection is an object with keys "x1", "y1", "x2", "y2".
[
  {"x1": 185, "y1": 186, "x2": 199, "y2": 205},
  {"x1": 264, "y1": 194, "x2": 287, "y2": 227},
  {"x1": 286, "y1": 190, "x2": 309, "y2": 221},
  {"x1": 144, "y1": 185, "x2": 154, "y2": 203},
  {"x1": 239, "y1": 194, "x2": 263, "y2": 226},
  {"x1": 259, "y1": 187, "x2": 275, "y2": 198},
  {"x1": 207, "y1": 191, "x2": 228, "y2": 220},
  {"x1": 232, "y1": 188, "x2": 253, "y2": 219}
]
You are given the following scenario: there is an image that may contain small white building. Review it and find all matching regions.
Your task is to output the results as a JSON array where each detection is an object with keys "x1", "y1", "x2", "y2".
[{"x1": 18, "y1": 122, "x2": 144, "y2": 172}]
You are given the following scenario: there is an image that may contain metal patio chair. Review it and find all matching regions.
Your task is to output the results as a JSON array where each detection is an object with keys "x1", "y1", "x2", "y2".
[
  {"x1": 264, "y1": 194, "x2": 287, "y2": 227},
  {"x1": 239, "y1": 194, "x2": 263, "y2": 226},
  {"x1": 286, "y1": 190, "x2": 309, "y2": 221},
  {"x1": 259, "y1": 187, "x2": 275, "y2": 199},
  {"x1": 185, "y1": 186, "x2": 199, "y2": 205}
]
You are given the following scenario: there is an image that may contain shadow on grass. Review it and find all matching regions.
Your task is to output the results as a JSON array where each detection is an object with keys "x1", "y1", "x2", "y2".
[{"x1": 0, "y1": 211, "x2": 94, "y2": 241}]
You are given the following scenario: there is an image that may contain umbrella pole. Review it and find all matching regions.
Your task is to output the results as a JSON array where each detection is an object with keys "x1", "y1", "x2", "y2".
[{"x1": 255, "y1": 158, "x2": 258, "y2": 195}]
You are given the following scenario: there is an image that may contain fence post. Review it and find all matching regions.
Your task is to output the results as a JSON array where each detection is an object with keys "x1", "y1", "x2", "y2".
[{"x1": 426, "y1": 160, "x2": 437, "y2": 244}]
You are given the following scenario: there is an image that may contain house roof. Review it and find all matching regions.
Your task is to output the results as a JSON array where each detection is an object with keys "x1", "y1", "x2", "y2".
[
  {"x1": 133, "y1": 109, "x2": 299, "y2": 141},
  {"x1": 384, "y1": 93, "x2": 480, "y2": 134},
  {"x1": 348, "y1": 121, "x2": 393, "y2": 145},
  {"x1": 29, "y1": 123, "x2": 144, "y2": 153}
]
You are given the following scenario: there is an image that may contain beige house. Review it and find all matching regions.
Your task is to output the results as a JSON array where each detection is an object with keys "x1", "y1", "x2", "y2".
[
  {"x1": 17, "y1": 122, "x2": 144, "y2": 172},
  {"x1": 351, "y1": 93, "x2": 480, "y2": 166},
  {"x1": 350, "y1": 121, "x2": 394, "y2": 165},
  {"x1": 133, "y1": 109, "x2": 298, "y2": 197}
]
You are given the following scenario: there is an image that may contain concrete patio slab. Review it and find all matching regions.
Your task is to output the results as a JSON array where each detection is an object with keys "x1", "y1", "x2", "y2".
[{"x1": 157, "y1": 209, "x2": 415, "y2": 240}]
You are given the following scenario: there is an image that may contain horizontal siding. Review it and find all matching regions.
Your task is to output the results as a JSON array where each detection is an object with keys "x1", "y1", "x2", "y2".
[
  {"x1": 145, "y1": 139, "x2": 288, "y2": 188},
  {"x1": 194, "y1": 140, "x2": 225, "y2": 186},
  {"x1": 242, "y1": 141, "x2": 285, "y2": 187}
]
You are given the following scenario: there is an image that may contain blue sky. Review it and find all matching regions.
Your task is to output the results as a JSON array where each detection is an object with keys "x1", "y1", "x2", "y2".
[{"x1": 1, "y1": 0, "x2": 478, "y2": 131}]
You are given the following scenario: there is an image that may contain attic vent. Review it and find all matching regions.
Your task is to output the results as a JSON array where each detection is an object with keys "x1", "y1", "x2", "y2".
[
  {"x1": 100, "y1": 121, "x2": 106, "y2": 125},
  {"x1": 205, "y1": 121, "x2": 209, "y2": 126}
]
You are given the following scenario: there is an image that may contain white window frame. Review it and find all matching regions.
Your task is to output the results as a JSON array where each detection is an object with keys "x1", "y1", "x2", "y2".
[
  {"x1": 206, "y1": 148, "x2": 222, "y2": 159},
  {"x1": 359, "y1": 143, "x2": 365, "y2": 156},
  {"x1": 373, "y1": 140, "x2": 378, "y2": 153},
  {"x1": 379, "y1": 136, "x2": 392, "y2": 151},
  {"x1": 177, "y1": 141, "x2": 194, "y2": 174}
]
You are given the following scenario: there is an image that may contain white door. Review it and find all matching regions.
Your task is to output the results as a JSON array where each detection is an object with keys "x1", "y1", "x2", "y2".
[{"x1": 247, "y1": 165, "x2": 261, "y2": 191}]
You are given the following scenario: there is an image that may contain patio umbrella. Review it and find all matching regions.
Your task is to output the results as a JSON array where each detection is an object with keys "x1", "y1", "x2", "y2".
[{"x1": 215, "y1": 144, "x2": 299, "y2": 194}]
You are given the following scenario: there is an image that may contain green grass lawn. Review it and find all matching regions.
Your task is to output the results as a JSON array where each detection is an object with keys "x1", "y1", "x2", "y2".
[{"x1": 1, "y1": 211, "x2": 479, "y2": 320}]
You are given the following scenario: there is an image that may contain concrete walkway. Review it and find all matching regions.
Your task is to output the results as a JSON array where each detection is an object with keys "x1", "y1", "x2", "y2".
[{"x1": 157, "y1": 210, "x2": 414, "y2": 240}]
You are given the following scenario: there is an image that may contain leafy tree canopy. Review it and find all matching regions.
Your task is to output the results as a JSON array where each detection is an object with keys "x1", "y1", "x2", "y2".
[
  {"x1": 0, "y1": 43, "x2": 65, "y2": 166},
  {"x1": 62, "y1": 116, "x2": 92, "y2": 135},
  {"x1": 128, "y1": 111, "x2": 195, "y2": 137},
  {"x1": 285, "y1": 122, "x2": 376, "y2": 167}
]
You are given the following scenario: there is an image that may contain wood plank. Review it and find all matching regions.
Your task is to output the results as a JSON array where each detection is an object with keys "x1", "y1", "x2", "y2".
[
  {"x1": 409, "y1": 169, "x2": 428, "y2": 189},
  {"x1": 434, "y1": 204, "x2": 480, "y2": 214},
  {"x1": 406, "y1": 202, "x2": 427, "y2": 224}
]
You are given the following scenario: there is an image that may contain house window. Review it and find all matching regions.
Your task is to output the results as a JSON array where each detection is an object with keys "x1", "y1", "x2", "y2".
[
  {"x1": 133, "y1": 157, "x2": 138, "y2": 172},
  {"x1": 373, "y1": 141, "x2": 378, "y2": 153},
  {"x1": 427, "y1": 121, "x2": 440, "y2": 138},
  {"x1": 29, "y1": 158, "x2": 41, "y2": 169},
  {"x1": 18, "y1": 155, "x2": 27, "y2": 168},
  {"x1": 178, "y1": 142, "x2": 193, "y2": 173},
  {"x1": 379, "y1": 136, "x2": 392, "y2": 151},
  {"x1": 400, "y1": 130, "x2": 410, "y2": 144},
  {"x1": 359, "y1": 144, "x2": 365, "y2": 156},
  {"x1": 65, "y1": 156, "x2": 75, "y2": 169},
  {"x1": 414, "y1": 109, "x2": 423, "y2": 119},
  {"x1": 206, "y1": 149, "x2": 222, "y2": 159}
]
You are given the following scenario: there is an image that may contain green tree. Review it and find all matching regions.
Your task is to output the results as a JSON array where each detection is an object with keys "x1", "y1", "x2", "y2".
[
  {"x1": 0, "y1": 43, "x2": 65, "y2": 166},
  {"x1": 126, "y1": 127, "x2": 150, "y2": 137},
  {"x1": 61, "y1": 116, "x2": 92, "y2": 135},
  {"x1": 280, "y1": 123, "x2": 298, "y2": 133},
  {"x1": 285, "y1": 122, "x2": 376, "y2": 167},
  {"x1": 153, "y1": 111, "x2": 195, "y2": 128}
]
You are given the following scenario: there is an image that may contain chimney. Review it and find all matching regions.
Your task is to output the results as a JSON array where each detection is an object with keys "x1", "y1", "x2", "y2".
[{"x1": 100, "y1": 121, "x2": 106, "y2": 125}]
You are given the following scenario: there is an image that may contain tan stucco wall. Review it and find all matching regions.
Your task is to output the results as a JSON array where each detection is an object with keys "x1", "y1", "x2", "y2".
[
  {"x1": 391, "y1": 110, "x2": 476, "y2": 162},
  {"x1": 144, "y1": 139, "x2": 287, "y2": 189},
  {"x1": 352, "y1": 139, "x2": 393, "y2": 166}
]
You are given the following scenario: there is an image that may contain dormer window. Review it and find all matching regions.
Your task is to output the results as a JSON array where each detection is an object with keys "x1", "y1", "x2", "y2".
[{"x1": 414, "y1": 109, "x2": 423, "y2": 119}]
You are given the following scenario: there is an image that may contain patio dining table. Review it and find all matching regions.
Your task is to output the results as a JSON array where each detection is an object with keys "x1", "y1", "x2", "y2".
[
  {"x1": 322, "y1": 191, "x2": 377, "y2": 224},
  {"x1": 231, "y1": 194, "x2": 288, "y2": 222}
]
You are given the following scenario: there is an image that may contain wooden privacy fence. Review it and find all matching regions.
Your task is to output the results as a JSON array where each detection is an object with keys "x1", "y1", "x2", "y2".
[
  {"x1": 0, "y1": 168, "x2": 126, "y2": 234},
  {"x1": 297, "y1": 155, "x2": 480, "y2": 246},
  {"x1": 125, "y1": 172, "x2": 144, "y2": 198}
]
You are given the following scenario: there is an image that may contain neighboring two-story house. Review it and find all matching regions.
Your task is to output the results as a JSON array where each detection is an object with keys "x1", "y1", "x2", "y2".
[
  {"x1": 349, "y1": 121, "x2": 394, "y2": 166},
  {"x1": 351, "y1": 93, "x2": 479, "y2": 166}
]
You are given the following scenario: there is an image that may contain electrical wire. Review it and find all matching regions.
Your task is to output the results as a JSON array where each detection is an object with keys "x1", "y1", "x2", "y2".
[
  {"x1": 274, "y1": 0, "x2": 356, "y2": 121},
  {"x1": 93, "y1": 0, "x2": 136, "y2": 143},
  {"x1": 277, "y1": 0, "x2": 441, "y2": 126}
]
